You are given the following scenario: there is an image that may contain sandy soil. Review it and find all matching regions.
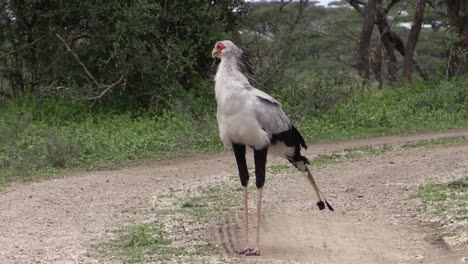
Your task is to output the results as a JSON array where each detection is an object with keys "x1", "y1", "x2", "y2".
[{"x1": 1, "y1": 128, "x2": 468, "y2": 264}]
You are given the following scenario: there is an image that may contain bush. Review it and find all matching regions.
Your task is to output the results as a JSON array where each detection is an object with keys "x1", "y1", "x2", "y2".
[
  {"x1": 45, "y1": 131, "x2": 78, "y2": 168},
  {"x1": 266, "y1": 73, "x2": 363, "y2": 120},
  {"x1": 300, "y1": 78, "x2": 468, "y2": 141},
  {"x1": 0, "y1": 95, "x2": 222, "y2": 186},
  {"x1": 0, "y1": 0, "x2": 246, "y2": 105},
  {"x1": 1, "y1": 77, "x2": 468, "y2": 187}
]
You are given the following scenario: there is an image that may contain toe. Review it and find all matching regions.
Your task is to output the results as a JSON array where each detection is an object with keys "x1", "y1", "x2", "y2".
[
  {"x1": 245, "y1": 249, "x2": 260, "y2": 256},
  {"x1": 237, "y1": 248, "x2": 253, "y2": 255}
]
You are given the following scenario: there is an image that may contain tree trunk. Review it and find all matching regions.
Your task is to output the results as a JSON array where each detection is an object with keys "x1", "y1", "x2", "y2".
[
  {"x1": 375, "y1": 7, "x2": 397, "y2": 83},
  {"x1": 403, "y1": 0, "x2": 426, "y2": 80},
  {"x1": 447, "y1": 0, "x2": 468, "y2": 76},
  {"x1": 357, "y1": 0, "x2": 376, "y2": 79},
  {"x1": 371, "y1": 40, "x2": 383, "y2": 88}
]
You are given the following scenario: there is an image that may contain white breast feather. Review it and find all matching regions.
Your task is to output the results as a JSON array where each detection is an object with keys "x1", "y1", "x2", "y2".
[{"x1": 214, "y1": 55, "x2": 290, "y2": 150}]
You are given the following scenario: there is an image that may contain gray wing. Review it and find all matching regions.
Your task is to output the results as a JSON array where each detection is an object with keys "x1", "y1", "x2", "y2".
[{"x1": 251, "y1": 88, "x2": 291, "y2": 135}]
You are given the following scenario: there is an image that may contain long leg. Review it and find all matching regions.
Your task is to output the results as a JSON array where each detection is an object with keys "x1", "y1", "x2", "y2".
[
  {"x1": 247, "y1": 147, "x2": 268, "y2": 256},
  {"x1": 232, "y1": 143, "x2": 251, "y2": 254}
]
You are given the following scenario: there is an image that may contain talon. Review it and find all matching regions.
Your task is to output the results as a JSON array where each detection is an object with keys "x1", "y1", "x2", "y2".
[
  {"x1": 245, "y1": 249, "x2": 261, "y2": 256},
  {"x1": 237, "y1": 248, "x2": 253, "y2": 255}
]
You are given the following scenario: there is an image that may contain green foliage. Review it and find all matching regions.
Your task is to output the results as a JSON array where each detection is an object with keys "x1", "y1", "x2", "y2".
[
  {"x1": 1, "y1": 77, "x2": 468, "y2": 188},
  {"x1": 0, "y1": 112, "x2": 41, "y2": 170},
  {"x1": 312, "y1": 145, "x2": 392, "y2": 167},
  {"x1": 413, "y1": 174, "x2": 468, "y2": 246},
  {"x1": 0, "y1": 0, "x2": 245, "y2": 103},
  {"x1": 0, "y1": 96, "x2": 221, "y2": 187},
  {"x1": 120, "y1": 224, "x2": 171, "y2": 249},
  {"x1": 45, "y1": 130, "x2": 78, "y2": 168},
  {"x1": 96, "y1": 184, "x2": 235, "y2": 262},
  {"x1": 300, "y1": 78, "x2": 468, "y2": 142},
  {"x1": 415, "y1": 175, "x2": 468, "y2": 221},
  {"x1": 97, "y1": 223, "x2": 184, "y2": 263},
  {"x1": 402, "y1": 137, "x2": 468, "y2": 148},
  {"x1": 268, "y1": 73, "x2": 361, "y2": 120},
  {"x1": 180, "y1": 186, "x2": 240, "y2": 223}
]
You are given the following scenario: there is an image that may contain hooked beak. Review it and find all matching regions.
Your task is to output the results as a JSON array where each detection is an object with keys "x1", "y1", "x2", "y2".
[{"x1": 211, "y1": 48, "x2": 219, "y2": 59}]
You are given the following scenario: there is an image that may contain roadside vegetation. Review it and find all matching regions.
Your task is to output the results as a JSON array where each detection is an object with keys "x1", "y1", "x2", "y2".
[
  {"x1": 1, "y1": 77, "x2": 468, "y2": 189},
  {"x1": 2, "y1": 1, "x2": 468, "y2": 188},
  {"x1": 1, "y1": 1, "x2": 468, "y2": 263},
  {"x1": 413, "y1": 173, "x2": 468, "y2": 247},
  {"x1": 94, "y1": 184, "x2": 240, "y2": 263},
  {"x1": 95, "y1": 138, "x2": 468, "y2": 263}
]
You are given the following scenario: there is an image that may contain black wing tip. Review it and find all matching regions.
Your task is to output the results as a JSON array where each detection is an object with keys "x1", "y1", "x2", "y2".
[{"x1": 317, "y1": 201, "x2": 334, "y2": 211}]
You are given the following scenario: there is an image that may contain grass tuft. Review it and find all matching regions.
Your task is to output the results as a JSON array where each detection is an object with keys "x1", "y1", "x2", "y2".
[
  {"x1": 311, "y1": 145, "x2": 392, "y2": 167},
  {"x1": 402, "y1": 137, "x2": 468, "y2": 148},
  {"x1": 96, "y1": 223, "x2": 185, "y2": 263},
  {"x1": 180, "y1": 186, "x2": 241, "y2": 223},
  {"x1": 1, "y1": 77, "x2": 468, "y2": 189},
  {"x1": 415, "y1": 175, "x2": 468, "y2": 222},
  {"x1": 95, "y1": 184, "x2": 239, "y2": 263}
]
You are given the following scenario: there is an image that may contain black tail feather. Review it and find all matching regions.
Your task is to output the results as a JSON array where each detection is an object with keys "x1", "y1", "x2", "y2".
[
  {"x1": 271, "y1": 124, "x2": 308, "y2": 151},
  {"x1": 306, "y1": 169, "x2": 334, "y2": 211},
  {"x1": 271, "y1": 124, "x2": 333, "y2": 211},
  {"x1": 317, "y1": 201, "x2": 325, "y2": 210}
]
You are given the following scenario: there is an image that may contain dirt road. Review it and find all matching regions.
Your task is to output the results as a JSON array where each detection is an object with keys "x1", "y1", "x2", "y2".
[{"x1": 1, "y1": 128, "x2": 468, "y2": 263}]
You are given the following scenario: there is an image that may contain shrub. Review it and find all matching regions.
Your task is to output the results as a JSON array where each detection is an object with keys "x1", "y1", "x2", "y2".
[{"x1": 45, "y1": 131, "x2": 78, "y2": 168}]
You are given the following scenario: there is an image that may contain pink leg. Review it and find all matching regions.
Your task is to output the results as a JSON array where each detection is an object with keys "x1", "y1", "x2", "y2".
[
  {"x1": 245, "y1": 188, "x2": 262, "y2": 256},
  {"x1": 238, "y1": 186, "x2": 253, "y2": 254}
]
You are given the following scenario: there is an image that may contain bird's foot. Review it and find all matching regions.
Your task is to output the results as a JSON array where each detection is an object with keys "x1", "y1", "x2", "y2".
[
  {"x1": 237, "y1": 247, "x2": 253, "y2": 255},
  {"x1": 238, "y1": 247, "x2": 260, "y2": 256},
  {"x1": 245, "y1": 249, "x2": 260, "y2": 256}
]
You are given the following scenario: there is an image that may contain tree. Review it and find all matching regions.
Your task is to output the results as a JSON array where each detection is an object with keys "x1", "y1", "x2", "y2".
[
  {"x1": 0, "y1": 0, "x2": 246, "y2": 103},
  {"x1": 446, "y1": 0, "x2": 468, "y2": 76},
  {"x1": 357, "y1": 0, "x2": 376, "y2": 79},
  {"x1": 403, "y1": 0, "x2": 426, "y2": 80},
  {"x1": 349, "y1": 0, "x2": 429, "y2": 82}
]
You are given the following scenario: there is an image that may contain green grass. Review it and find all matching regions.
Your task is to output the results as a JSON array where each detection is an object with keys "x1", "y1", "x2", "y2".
[
  {"x1": 270, "y1": 145, "x2": 391, "y2": 174},
  {"x1": 426, "y1": 231, "x2": 458, "y2": 244},
  {"x1": 413, "y1": 174, "x2": 468, "y2": 246},
  {"x1": 414, "y1": 175, "x2": 468, "y2": 222},
  {"x1": 300, "y1": 78, "x2": 468, "y2": 142},
  {"x1": 96, "y1": 184, "x2": 239, "y2": 263},
  {"x1": 0, "y1": 102, "x2": 221, "y2": 189},
  {"x1": 269, "y1": 163, "x2": 291, "y2": 175},
  {"x1": 311, "y1": 145, "x2": 393, "y2": 167},
  {"x1": 180, "y1": 186, "x2": 241, "y2": 223},
  {"x1": 95, "y1": 223, "x2": 185, "y2": 263},
  {"x1": 1, "y1": 77, "x2": 468, "y2": 189},
  {"x1": 402, "y1": 137, "x2": 468, "y2": 148}
]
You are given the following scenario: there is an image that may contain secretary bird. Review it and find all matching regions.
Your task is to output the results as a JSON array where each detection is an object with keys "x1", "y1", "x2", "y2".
[{"x1": 211, "y1": 40, "x2": 333, "y2": 256}]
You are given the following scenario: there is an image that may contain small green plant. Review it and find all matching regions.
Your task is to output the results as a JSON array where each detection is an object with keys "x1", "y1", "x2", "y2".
[
  {"x1": 414, "y1": 175, "x2": 468, "y2": 247},
  {"x1": 311, "y1": 145, "x2": 392, "y2": 167},
  {"x1": 415, "y1": 176, "x2": 468, "y2": 221},
  {"x1": 427, "y1": 232, "x2": 457, "y2": 244},
  {"x1": 269, "y1": 163, "x2": 291, "y2": 175},
  {"x1": 2, "y1": 76, "x2": 468, "y2": 189},
  {"x1": 180, "y1": 186, "x2": 240, "y2": 223},
  {"x1": 97, "y1": 223, "x2": 184, "y2": 263},
  {"x1": 95, "y1": 185, "x2": 239, "y2": 263},
  {"x1": 45, "y1": 131, "x2": 78, "y2": 168},
  {"x1": 402, "y1": 137, "x2": 468, "y2": 148},
  {"x1": 1, "y1": 112, "x2": 33, "y2": 141}
]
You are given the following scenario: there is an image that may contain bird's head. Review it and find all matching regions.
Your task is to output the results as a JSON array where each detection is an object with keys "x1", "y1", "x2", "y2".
[{"x1": 211, "y1": 40, "x2": 241, "y2": 59}]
